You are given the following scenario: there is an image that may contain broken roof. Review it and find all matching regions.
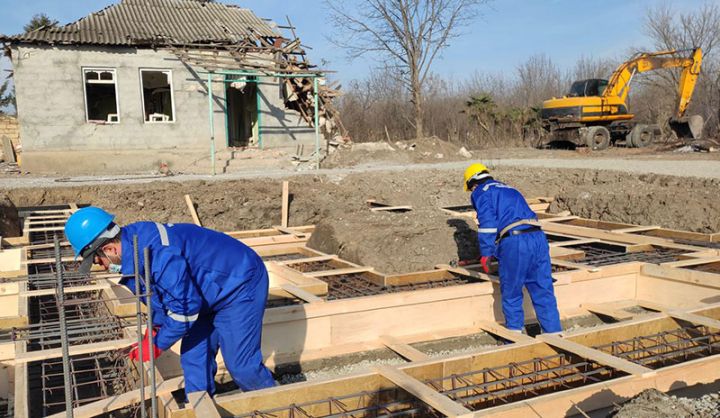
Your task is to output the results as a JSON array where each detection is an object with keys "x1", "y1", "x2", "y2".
[{"x1": 0, "y1": 0, "x2": 279, "y2": 46}]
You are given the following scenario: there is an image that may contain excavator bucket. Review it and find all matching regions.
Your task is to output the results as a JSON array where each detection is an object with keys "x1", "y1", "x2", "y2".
[{"x1": 669, "y1": 114, "x2": 704, "y2": 140}]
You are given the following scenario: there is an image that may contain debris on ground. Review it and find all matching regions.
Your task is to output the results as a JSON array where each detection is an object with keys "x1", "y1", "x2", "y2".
[
  {"x1": 611, "y1": 388, "x2": 720, "y2": 418},
  {"x1": 323, "y1": 136, "x2": 472, "y2": 168}
]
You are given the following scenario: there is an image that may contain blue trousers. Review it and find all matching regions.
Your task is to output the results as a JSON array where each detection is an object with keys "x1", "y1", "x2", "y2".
[
  {"x1": 496, "y1": 231, "x2": 562, "y2": 333},
  {"x1": 180, "y1": 269, "x2": 275, "y2": 395}
]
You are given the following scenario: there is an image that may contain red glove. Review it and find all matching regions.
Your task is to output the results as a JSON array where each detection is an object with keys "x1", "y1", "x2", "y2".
[
  {"x1": 129, "y1": 328, "x2": 163, "y2": 362},
  {"x1": 480, "y1": 256, "x2": 491, "y2": 274}
]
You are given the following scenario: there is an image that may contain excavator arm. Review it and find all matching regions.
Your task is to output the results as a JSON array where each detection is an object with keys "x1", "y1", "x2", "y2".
[
  {"x1": 604, "y1": 48, "x2": 702, "y2": 118},
  {"x1": 604, "y1": 47, "x2": 703, "y2": 139}
]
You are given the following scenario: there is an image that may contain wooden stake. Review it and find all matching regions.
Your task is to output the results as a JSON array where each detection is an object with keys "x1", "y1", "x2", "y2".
[
  {"x1": 281, "y1": 181, "x2": 289, "y2": 228},
  {"x1": 184, "y1": 194, "x2": 202, "y2": 226}
]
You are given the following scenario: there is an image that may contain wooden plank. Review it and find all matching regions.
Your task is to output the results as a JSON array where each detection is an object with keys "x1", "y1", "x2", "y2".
[
  {"x1": 188, "y1": 391, "x2": 222, "y2": 418},
  {"x1": 641, "y1": 264, "x2": 720, "y2": 290},
  {"x1": 306, "y1": 267, "x2": 374, "y2": 278},
  {"x1": 276, "y1": 255, "x2": 337, "y2": 265},
  {"x1": 370, "y1": 205, "x2": 413, "y2": 212},
  {"x1": 551, "y1": 259, "x2": 599, "y2": 272},
  {"x1": 20, "y1": 282, "x2": 112, "y2": 297},
  {"x1": 536, "y1": 334, "x2": 654, "y2": 377},
  {"x1": 11, "y1": 338, "x2": 136, "y2": 364},
  {"x1": 47, "y1": 376, "x2": 185, "y2": 418},
  {"x1": 281, "y1": 181, "x2": 289, "y2": 228},
  {"x1": 541, "y1": 221, "x2": 703, "y2": 251},
  {"x1": 0, "y1": 248, "x2": 22, "y2": 272},
  {"x1": 25, "y1": 226, "x2": 65, "y2": 232},
  {"x1": 367, "y1": 199, "x2": 413, "y2": 212},
  {"x1": 185, "y1": 194, "x2": 202, "y2": 226},
  {"x1": 477, "y1": 321, "x2": 535, "y2": 344},
  {"x1": 660, "y1": 256, "x2": 720, "y2": 268},
  {"x1": 550, "y1": 238, "x2": 600, "y2": 247},
  {"x1": 665, "y1": 310, "x2": 720, "y2": 330},
  {"x1": 580, "y1": 303, "x2": 634, "y2": 321},
  {"x1": 374, "y1": 365, "x2": 472, "y2": 416},
  {"x1": 380, "y1": 335, "x2": 430, "y2": 362},
  {"x1": 279, "y1": 283, "x2": 324, "y2": 303},
  {"x1": 611, "y1": 226, "x2": 661, "y2": 234}
]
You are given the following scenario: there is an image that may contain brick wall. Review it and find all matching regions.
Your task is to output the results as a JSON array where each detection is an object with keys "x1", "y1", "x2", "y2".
[
  {"x1": 0, "y1": 116, "x2": 19, "y2": 145},
  {"x1": 0, "y1": 116, "x2": 19, "y2": 162}
]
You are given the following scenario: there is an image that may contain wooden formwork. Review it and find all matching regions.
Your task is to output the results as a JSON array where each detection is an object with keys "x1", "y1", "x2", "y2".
[{"x1": 2, "y1": 203, "x2": 720, "y2": 417}]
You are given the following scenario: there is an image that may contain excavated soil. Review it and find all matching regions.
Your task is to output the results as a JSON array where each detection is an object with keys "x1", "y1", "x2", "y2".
[
  {"x1": 0, "y1": 195, "x2": 20, "y2": 237},
  {"x1": 611, "y1": 388, "x2": 720, "y2": 417},
  {"x1": 1, "y1": 167, "x2": 719, "y2": 273}
]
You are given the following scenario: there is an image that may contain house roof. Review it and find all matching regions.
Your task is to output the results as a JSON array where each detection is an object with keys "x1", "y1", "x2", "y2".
[{"x1": 0, "y1": 0, "x2": 279, "y2": 46}]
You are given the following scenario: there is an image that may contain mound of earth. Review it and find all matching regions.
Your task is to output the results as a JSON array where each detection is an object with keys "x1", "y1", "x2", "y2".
[
  {"x1": 611, "y1": 388, "x2": 720, "y2": 418},
  {"x1": 324, "y1": 136, "x2": 472, "y2": 168},
  {"x1": 0, "y1": 195, "x2": 20, "y2": 237}
]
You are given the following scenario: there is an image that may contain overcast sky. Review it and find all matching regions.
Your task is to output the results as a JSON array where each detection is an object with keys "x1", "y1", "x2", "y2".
[{"x1": 0, "y1": 0, "x2": 710, "y2": 94}]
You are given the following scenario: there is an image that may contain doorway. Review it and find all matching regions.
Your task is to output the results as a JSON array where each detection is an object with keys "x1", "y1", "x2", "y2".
[{"x1": 225, "y1": 76, "x2": 258, "y2": 147}]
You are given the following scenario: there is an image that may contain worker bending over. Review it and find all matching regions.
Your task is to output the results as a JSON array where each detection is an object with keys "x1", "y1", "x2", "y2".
[
  {"x1": 464, "y1": 164, "x2": 562, "y2": 334},
  {"x1": 64, "y1": 207, "x2": 275, "y2": 396}
]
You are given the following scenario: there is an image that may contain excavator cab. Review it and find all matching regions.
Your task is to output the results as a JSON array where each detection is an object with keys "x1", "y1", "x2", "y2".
[{"x1": 567, "y1": 79, "x2": 608, "y2": 98}]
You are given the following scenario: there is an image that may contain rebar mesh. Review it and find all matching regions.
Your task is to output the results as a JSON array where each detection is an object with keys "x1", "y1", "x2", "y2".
[
  {"x1": 29, "y1": 350, "x2": 139, "y2": 417},
  {"x1": 426, "y1": 353, "x2": 620, "y2": 411},
  {"x1": 570, "y1": 244, "x2": 686, "y2": 267},
  {"x1": 13, "y1": 292, "x2": 129, "y2": 351},
  {"x1": 285, "y1": 260, "x2": 337, "y2": 273},
  {"x1": 234, "y1": 387, "x2": 439, "y2": 418},
  {"x1": 593, "y1": 325, "x2": 720, "y2": 369},
  {"x1": 29, "y1": 230, "x2": 66, "y2": 245},
  {"x1": 236, "y1": 353, "x2": 621, "y2": 417},
  {"x1": 321, "y1": 274, "x2": 475, "y2": 301},
  {"x1": 262, "y1": 253, "x2": 309, "y2": 262}
]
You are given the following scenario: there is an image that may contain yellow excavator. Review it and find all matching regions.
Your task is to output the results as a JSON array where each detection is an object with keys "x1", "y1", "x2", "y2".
[{"x1": 540, "y1": 48, "x2": 703, "y2": 150}]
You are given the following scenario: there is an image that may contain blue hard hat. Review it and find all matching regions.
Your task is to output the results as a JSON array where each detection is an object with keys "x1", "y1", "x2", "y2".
[{"x1": 65, "y1": 207, "x2": 116, "y2": 257}]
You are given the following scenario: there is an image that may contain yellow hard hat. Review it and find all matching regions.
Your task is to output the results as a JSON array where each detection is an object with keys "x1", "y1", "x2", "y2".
[{"x1": 463, "y1": 163, "x2": 489, "y2": 191}]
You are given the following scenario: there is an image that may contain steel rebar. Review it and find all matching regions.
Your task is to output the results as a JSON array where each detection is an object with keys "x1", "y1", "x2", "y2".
[
  {"x1": 54, "y1": 236, "x2": 74, "y2": 417},
  {"x1": 133, "y1": 235, "x2": 147, "y2": 418},
  {"x1": 145, "y1": 247, "x2": 158, "y2": 418}
]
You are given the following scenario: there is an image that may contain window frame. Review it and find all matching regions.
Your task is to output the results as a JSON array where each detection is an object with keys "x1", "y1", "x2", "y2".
[
  {"x1": 139, "y1": 68, "x2": 176, "y2": 124},
  {"x1": 82, "y1": 67, "x2": 121, "y2": 124}
]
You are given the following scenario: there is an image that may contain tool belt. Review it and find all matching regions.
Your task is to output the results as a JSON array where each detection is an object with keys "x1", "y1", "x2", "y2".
[{"x1": 495, "y1": 219, "x2": 542, "y2": 245}]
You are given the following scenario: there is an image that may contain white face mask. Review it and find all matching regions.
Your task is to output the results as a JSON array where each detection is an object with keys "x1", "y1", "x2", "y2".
[{"x1": 108, "y1": 263, "x2": 122, "y2": 274}]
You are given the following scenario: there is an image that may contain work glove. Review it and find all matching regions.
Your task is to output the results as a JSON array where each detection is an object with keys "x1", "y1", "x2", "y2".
[
  {"x1": 129, "y1": 328, "x2": 163, "y2": 362},
  {"x1": 480, "y1": 256, "x2": 491, "y2": 274}
]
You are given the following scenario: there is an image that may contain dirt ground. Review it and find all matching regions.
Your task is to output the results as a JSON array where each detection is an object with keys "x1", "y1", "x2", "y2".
[
  {"x1": 2, "y1": 165, "x2": 719, "y2": 273},
  {"x1": 2, "y1": 154, "x2": 720, "y2": 414},
  {"x1": 611, "y1": 388, "x2": 720, "y2": 417}
]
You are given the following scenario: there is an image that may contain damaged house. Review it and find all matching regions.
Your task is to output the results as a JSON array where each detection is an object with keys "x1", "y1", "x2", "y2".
[{"x1": 0, "y1": 0, "x2": 340, "y2": 174}]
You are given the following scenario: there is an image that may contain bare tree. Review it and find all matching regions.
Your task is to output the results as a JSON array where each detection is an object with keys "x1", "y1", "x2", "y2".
[
  {"x1": 326, "y1": 0, "x2": 488, "y2": 139},
  {"x1": 570, "y1": 55, "x2": 617, "y2": 82},
  {"x1": 642, "y1": 1, "x2": 720, "y2": 137},
  {"x1": 514, "y1": 54, "x2": 564, "y2": 109}
]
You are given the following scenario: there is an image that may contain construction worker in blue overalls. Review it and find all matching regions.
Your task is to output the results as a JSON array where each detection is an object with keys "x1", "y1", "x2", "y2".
[
  {"x1": 64, "y1": 207, "x2": 276, "y2": 396},
  {"x1": 464, "y1": 163, "x2": 562, "y2": 334}
]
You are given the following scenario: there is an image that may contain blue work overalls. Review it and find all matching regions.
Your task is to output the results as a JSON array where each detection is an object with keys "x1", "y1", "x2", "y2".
[
  {"x1": 119, "y1": 222, "x2": 275, "y2": 395},
  {"x1": 471, "y1": 180, "x2": 562, "y2": 333}
]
